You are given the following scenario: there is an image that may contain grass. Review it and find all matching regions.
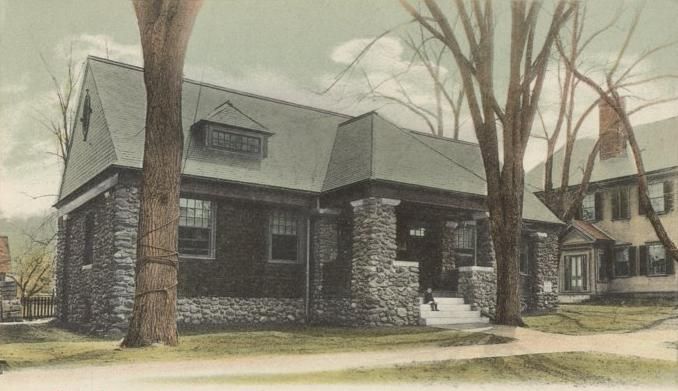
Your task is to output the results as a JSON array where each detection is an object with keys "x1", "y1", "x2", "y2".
[
  {"x1": 523, "y1": 304, "x2": 676, "y2": 335},
  {"x1": 160, "y1": 352, "x2": 678, "y2": 385},
  {"x1": 0, "y1": 323, "x2": 511, "y2": 369}
]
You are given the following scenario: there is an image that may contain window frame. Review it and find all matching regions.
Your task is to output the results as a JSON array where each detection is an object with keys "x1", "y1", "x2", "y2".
[
  {"x1": 452, "y1": 222, "x2": 477, "y2": 266},
  {"x1": 178, "y1": 197, "x2": 216, "y2": 259},
  {"x1": 613, "y1": 246, "x2": 631, "y2": 278},
  {"x1": 206, "y1": 124, "x2": 266, "y2": 158},
  {"x1": 563, "y1": 253, "x2": 589, "y2": 292},
  {"x1": 581, "y1": 193, "x2": 596, "y2": 221},
  {"x1": 648, "y1": 182, "x2": 666, "y2": 214},
  {"x1": 520, "y1": 239, "x2": 530, "y2": 275},
  {"x1": 646, "y1": 243, "x2": 668, "y2": 276},
  {"x1": 611, "y1": 186, "x2": 630, "y2": 220},
  {"x1": 268, "y1": 208, "x2": 301, "y2": 264},
  {"x1": 596, "y1": 247, "x2": 608, "y2": 282}
]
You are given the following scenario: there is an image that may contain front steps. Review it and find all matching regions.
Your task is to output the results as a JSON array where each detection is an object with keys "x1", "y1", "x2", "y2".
[{"x1": 419, "y1": 296, "x2": 489, "y2": 326}]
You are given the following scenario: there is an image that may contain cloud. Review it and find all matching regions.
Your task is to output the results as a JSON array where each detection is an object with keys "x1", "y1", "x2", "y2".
[
  {"x1": 0, "y1": 73, "x2": 30, "y2": 95},
  {"x1": 54, "y1": 33, "x2": 142, "y2": 66}
]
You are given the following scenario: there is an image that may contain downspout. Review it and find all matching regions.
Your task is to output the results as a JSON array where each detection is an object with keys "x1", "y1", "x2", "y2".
[{"x1": 304, "y1": 214, "x2": 311, "y2": 323}]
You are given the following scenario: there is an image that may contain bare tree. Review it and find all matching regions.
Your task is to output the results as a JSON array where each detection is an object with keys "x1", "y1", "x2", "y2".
[
  {"x1": 9, "y1": 244, "x2": 54, "y2": 300},
  {"x1": 556, "y1": 7, "x2": 678, "y2": 260},
  {"x1": 359, "y1": 30, "x2": 465, "y2": 138},
  {"x1": 36, "y1": 45, "x2": 83, "y2": 168},
  {"x1": 401, "y1": 0, "x2": 575, "y2": 325},
  {"x1": 122, "y1": 0, "x2": 203, "y2": 348}
]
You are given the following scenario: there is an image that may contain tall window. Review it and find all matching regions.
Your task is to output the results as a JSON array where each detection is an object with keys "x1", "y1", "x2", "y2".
[
  {"x1": 611, "y1": 187, "x2": 630, "y2": 220},
  {"x1": 453, "y1": 222, "x2": 476, "y2": 266},
  {"x1": 614, "y1": 247, "x2": 630, "y2": 277},
  {"x1": 520, "y1": 240, "x2": 530, "y2": 275},
  {"x1": 564, "y1": 254, "x2": 587, "y2": 291},
  {"x1": 581, "y1": 193, "x2": 596, "y2": 221},
  {"x1": 211, "y1": 129, "x2": 261, "y2": 154},
  {"x1": 647, "y1": 244, "x2": 667, "y2": 276},
  {"x1": 179, "y1": 198, "x2": 214, "y2": 257},
  {"x1": 83, "y1": 213, "x2": 95, "y2": 266},
  {"x1": 648, "y1": 182, "x2": 666, "y2": 213},
  {"x1": 270, "y1": 209, "x2": 299, "y2": 262}
]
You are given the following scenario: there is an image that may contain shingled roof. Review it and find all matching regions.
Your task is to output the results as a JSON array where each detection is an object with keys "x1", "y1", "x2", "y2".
[
  {"x1": 59, "y1": 56, "x2": 561, "y2": 225},
  {"x1": 0, "y1": 236, "x2": 10, "y2": 274},
  {"x1": 526, "y1": 115, "x2": 678, "y2": 190}
]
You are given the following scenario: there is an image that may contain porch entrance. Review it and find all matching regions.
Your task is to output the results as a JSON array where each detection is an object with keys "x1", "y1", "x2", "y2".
[{"x1": 564, "y1": 254, "x2": 588, "y2": 292}]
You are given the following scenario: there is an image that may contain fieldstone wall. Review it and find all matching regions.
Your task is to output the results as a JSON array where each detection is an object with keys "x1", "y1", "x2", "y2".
[
  {"x1": 529, "y1": 227, "x2": 560, "y2": 311},
  {"x1": 349, "y1": 198, "x2": 420, "y2": 326},
  {"x1": 177, "y1": 297, "x2": 305, "y2": 326},
  {"x1": 458, "y1": 266, "x2": 497, "y2": 316}
]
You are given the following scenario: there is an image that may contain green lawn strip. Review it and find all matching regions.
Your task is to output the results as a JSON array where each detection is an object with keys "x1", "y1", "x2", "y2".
[
  {"x1": 0, "y1": 324, "x2": 512, "y2": 369},
  {"x1": 524, "y1": 304, "x2": 676, "y2": 335},
  {"x1": 158, "y1": 352, "x2": 678, "y2": 385}
]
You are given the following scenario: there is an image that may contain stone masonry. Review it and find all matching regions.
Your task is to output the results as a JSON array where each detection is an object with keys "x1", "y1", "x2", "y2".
[
  {"x1": 350, "y1": 198, "x2": 420, "y2": 326},
  {"x1": 529, "y1": 228, "x2": 560, "y2": 311}
]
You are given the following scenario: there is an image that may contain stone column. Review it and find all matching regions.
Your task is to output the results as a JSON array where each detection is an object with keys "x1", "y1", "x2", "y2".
[
  {"x1": 529, "y1": 230, "x2": 560, "y2": 312},
  {"x1": 350, "y1": 198, "x2": 419, "y2": 326}
]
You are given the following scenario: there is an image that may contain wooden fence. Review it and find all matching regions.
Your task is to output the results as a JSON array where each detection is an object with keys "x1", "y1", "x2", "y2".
[{"x1": 21, "y1": 295, "x2": 55, "y2": 320}]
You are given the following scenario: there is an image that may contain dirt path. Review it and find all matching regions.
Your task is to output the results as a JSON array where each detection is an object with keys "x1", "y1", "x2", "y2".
[{"x1": 2, "y1": 323, "x2": 676, "y2": 390}]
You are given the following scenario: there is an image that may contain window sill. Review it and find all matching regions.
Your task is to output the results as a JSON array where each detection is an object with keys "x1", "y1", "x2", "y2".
[
  {"x1": 81, "y1": 264, "x2": 92, "y2": 271},
  {"x1": 268, "y1": 259, "x2": 301, "y2": 265},
  {"x1": 561, "y1": 290, "x2": 590, "y2": 294},
  {"x1": 647, "y1": 273, "x2": 668, "y2": 277},
  {"x1": 179, "y1": 255, "x2": 215, "y2": 261}
]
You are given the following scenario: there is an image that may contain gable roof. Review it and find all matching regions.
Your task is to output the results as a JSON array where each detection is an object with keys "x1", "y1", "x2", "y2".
[
  {"x1": 59, "y1": 56, "x2": 561, "y2": 225},
  {"x1": 0, "y1": 236, "x2": 10, "y2": 274},
  {"x1": 570, "y1": 220, "x2": 616, "y2": 242},
  {"x1": 526, "y1": 116, "x2": 678, "y2": 190}
]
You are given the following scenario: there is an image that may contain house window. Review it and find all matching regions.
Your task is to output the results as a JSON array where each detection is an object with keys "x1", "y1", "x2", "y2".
[
  {"x1": 581, "y1": 193, "x2": 596, "y2": 221},
  {"x1": 648, "y1": 182, "x2": 666, "y2": 213},
  {"x1": 211, "y1": 128, "x2": 261, "y2": 154},
  {"x1": 597, "y1": 247, "x2": 608, "y2": 281},
  {"x1": 614, "y1": 247, "x2": 630, "y2": 277},
  {"x1": 520, "y1": 240, "x2": 530, "y2": 275},
  {"x1": 270, "y1": 209, "x2": 299, "y2": 262},
  {"x1": 647, "y1": 244, "x2": 667, "y2": 276},
  {"x1": 564, "y1": 254, "x2": 587, "y2": 291},
  {"x1": 179, "y1": 198, "x2": 214, "y2": 257},
  {"x1": 453, "y1": 222, "x2": 476, "y2": 266},
  {"x1": 409, "y1": 226, "x2": 426, "y2": 237},
  {"x1": 83, "y1": 213, "x2": 95, "y2": 266},
  {"x1": 611, "y1": 187, "x2": 630, "y2": 220}
]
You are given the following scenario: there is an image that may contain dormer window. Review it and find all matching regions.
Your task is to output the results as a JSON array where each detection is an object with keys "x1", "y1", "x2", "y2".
[
  {"x1": 192, "y1": 120, "x2": 273, "y2": 159},
  {"x1": 211, "y1": 128, "x2": 261, "y2": 154}
]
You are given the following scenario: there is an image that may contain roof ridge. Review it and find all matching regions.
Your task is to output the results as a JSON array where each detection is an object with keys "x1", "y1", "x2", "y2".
[
  {"x1": 86, "y1": 55, "x2": 354, "y2": 120},
  {"x1": 407, "y1": 129, "x2": 479, "y2": 146}
]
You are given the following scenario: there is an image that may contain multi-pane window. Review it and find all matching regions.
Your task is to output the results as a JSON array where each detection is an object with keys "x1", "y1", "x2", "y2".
[
  {"x1": 581, "y1": 193, "x2": 596, "y2": 221},
  {"x1": 453, "y1": 223, "x2": 476, "y2": 266},
  {"x1": 211, "y1": 129, "x2": 261, "y2": 154},
  {"x1": 648, "y1": 182, "x2": 666, "y2": 213},
  {"x1": 409, "y1": 226, "x2": 426, "y2": 237},
  {"x1": 520, "y1": 240, "x2": 530, "y2": 275},
  {"x1": 270, "y1": 209, "x2": 298, "y2": 262},
  {"x1": 83, "y1": 213, "x2": 95, "y2": 266},
  {"x1": 611, "y1": 187, "x2": 630, "y2": 220},
  {"x1": 647, "y1": 244, "x2": 667, "y2": 275},
  {"x1": 614, "y1": 247, "x2": 630, "y2": 277},
  {"x1": 179, "y1": 198, "x2": 214, "y2": 257},
  {"x1": 564, "y1": 254, "x2": 587, "y2": 291}
]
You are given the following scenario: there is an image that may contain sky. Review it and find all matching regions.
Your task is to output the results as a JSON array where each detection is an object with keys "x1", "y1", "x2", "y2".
[{"x1": 1, "y1": 0, "x2": 678, "y2": 219}]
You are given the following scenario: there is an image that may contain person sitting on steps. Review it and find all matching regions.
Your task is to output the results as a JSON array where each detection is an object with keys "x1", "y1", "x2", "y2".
[{"x1": 424, "y1": 288, "x2": 439, "y2": 311}]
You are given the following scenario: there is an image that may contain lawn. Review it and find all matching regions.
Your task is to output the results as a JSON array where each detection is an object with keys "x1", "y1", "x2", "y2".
[
  {"x1": 163, "y1": 352, "x2": 678, "y2": 385},
  {"x1": 523, "y1": 304, "x2": 676, "y2": 335},
  {"x1": 0, "y1": 323, "x2": 511, "y2": 369}
]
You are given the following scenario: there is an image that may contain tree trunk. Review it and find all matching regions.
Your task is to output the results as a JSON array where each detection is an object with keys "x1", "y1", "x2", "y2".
[{"x1": 123, "y1": 0, "x2": 202, "y2": 348}]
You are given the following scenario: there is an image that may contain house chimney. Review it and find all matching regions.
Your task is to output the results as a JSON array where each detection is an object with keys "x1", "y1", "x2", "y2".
[{"x1": 598, "y1": 97, "x2": 626, "y2": 160}]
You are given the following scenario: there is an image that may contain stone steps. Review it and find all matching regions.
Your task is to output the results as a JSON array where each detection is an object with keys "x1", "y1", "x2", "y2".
[{"x1": 419, "y1": 295, "x2": 489, "y2": 326}]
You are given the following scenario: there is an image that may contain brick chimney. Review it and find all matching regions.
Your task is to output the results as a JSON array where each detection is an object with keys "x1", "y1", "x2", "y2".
[{"x1": 598, "y1": 97, "x2": 626, "y2": 160}]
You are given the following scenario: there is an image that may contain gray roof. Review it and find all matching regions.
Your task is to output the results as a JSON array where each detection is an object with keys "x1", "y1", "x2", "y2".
[
  {"x1": 526, "y1": 116, "x2": 678, "y2": 190},
  {"x1": 59, "y1": 57, "x2": 561, "y2": 224}
]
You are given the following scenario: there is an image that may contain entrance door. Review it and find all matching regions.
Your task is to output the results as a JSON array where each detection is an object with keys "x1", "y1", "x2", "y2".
[{"x1": 564, "y1": 254, "x2": 588, "y2": 292}]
